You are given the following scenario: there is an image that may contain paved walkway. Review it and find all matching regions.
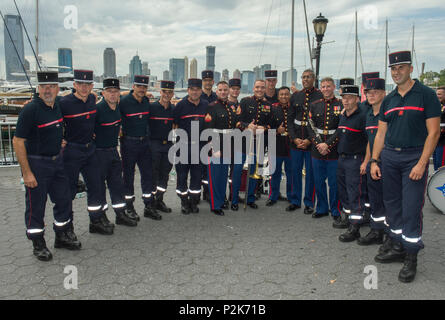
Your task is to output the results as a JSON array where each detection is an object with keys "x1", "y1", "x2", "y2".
[{"x1": 1, "y1": 166, "x2": 444, "y2": 300}]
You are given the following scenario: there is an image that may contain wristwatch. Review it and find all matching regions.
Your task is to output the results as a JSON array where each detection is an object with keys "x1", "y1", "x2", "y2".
[{"x1": 370, "y1": 158, "x2": 381, "y2": 164}]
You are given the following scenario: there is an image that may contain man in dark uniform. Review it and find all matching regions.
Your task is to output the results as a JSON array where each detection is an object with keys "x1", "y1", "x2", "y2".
[
  {"x1": 149, "y1": 80, "x2": 176, "y2": 213},
  {"x1": 173, "y1": 78, "x2": 208, "y2": 214},
  {"x1": 120, "y1": 75, "x2": 160, "y2": 220},
  {"x1": 433, "y1": 86, "x2": 445, "y2": 170},
  {"x1": 267, "y1": 87, "x2": 295, "y2": 209},
  {"x1": 60, "y1": 70, "x2": 110, "y2": 234},
  {"x1": 306, "y1": 77, "x2": 342, "y2": 222},
  {"x1": 287, "y1": 69, "x2": 321, "y2": 213},
  {"x1": 371, "y1": 51, "x2": 441, "y2": 283},
  {"x1": 265, "y1": 70, "x2": 279, "y2": 104},
  {"x1": 357, "y1": 78, "x2": 387, "y2": 246},
  {"x1": 95, "y1": 78, "x2": 137, "y2": 230},
  {"x1": 335, "y1": 85, "x2": 368, "y2": 242},
  {"x1": 205, "y1": 81, "x2": 238, "y2": 216},
  {"x1": 13, "y1": 71, "x2": 81, "y2": 261},
  {"x1": 233, "y1": 80, "x2": 272, "y2": 209}
]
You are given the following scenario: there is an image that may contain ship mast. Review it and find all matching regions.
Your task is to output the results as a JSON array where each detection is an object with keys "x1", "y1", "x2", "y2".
[
  {"x1": 291, "y1": 0, "x2": 294, "y2": 84},
  {"x1": 384, "y1": 19, "x2": 388, "y2": 81},
  {"x1": 35, "y1": 0, "x2": 39, "y2": 70},
  {"x1": 354, "y1": 10, "x2": 358, "y2": 84}
]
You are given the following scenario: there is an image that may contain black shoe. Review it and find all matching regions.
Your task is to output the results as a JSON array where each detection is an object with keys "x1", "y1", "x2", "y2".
[
  {"x1": 312, "y1": 212, "x2": 329, "y2": 218},
  {"x1": 339, "y1": 224, "x2": 361, "y2": 242},
  {"x1": 116, "y1": 210, "x2": 138, "y2": 227},
  {"x1": 357, "y1": 229, "x2": 384, "y2": 246},
  {"x1": 247, "y1": 202, "x2": 258, "y2": 209},
  {"x1": 398, "y1": 253, "x2": 418, "y2": 283},
  {"x1": 332, "y1": 215, "x2": 350, "y2": 229},
  {"x1": 32, "y1": 237, "x2": 53, "y2": 262},
  {"x1": 266, "y1": 200, "x2": 277, "y2": 207},
  {"x1": 126, "y1": 203, "x2": 140, "y2": 221},
  {"x1": 212, "y1": 209, "x2": 225, "y2": 216},
  {"x1": 286, "y1": 204, "x2": 300, "y2": 212},
  {"x1": 89, "y1": 214, "x2": 115, "y2": 235},
  {"x1": 222, "y1": 199, "x2": 229, "y2": 210},
  {"x1": 378, "y1": 234, "x2": 392, "y2": 254},
  {"x1": 190, "y1": 198, "x2": 200, "y2": 214},
  {"x1": 181, "y1": 198, "x2": 191, "y2": 215},
  {"x1": 375, "y1": 241, "x2": 406, "y2": 264},
  {"x1": 231, "y1": 204, "x2": 239, "y2": 211},
  {"x1": 156, "y1": 199, "x2": 172, "y2": 213},
  {"x1": 54, "y1": 229, "x2": 82, "y2": 251},
  {"x1": 304, "y1": 207, "x2": 314, "y2": 215},
  {"x1": 144, "y1": 204, "x2": 162, "y2": 220}
]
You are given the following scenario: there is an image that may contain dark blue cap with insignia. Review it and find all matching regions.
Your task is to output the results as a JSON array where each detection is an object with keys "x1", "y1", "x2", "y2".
[
  {"x1": 134, "y1": 75, "x2": 149, "y2": 86},
  {"x1": 188, "y1": 78, "x2": 202, "y2": 88},
  {"x1": 365, "y1": 78, "x2": 385, "y2": 91},
  {"x1": 37, "y1": 71, "x2": 59, "y2": 85},
  {"x1": 362, "y1": 72, "x2": 380, "y2": 84},
  {"x1": 160, "y1": 80, "x2": 175, "y2": 90},
  {"x1": 103, "y1": 78, "x2": 120, "y2": 89},
  {"x1": 229, "y1": 78, "x2": 241, "y2": 87},
  {"x1": 74, "y1": 69, "x2": 94, "y2": 83},
  {"x1": 202, "y1": 70, "x2": 214, "y2": 80},
  {"x1": 389, "y1": 51, "x2": 411, "y2": 67},
  {"x1": 340, "y1": 85, "x2": 360, "y2": 96},
  {"x1": 340, "y1": 78, "x2": 354, "y2": 86},
  {"x1": 265, "y1": 70, "x2": 278, "y2": 79}
]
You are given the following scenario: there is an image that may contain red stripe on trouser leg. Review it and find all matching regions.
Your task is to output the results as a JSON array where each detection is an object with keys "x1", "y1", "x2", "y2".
[{"x1": 442, "y1": 146, "x2": 445, "y2": 167}]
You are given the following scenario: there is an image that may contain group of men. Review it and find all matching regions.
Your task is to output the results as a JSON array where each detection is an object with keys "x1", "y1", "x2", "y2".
[{"x1": 14, "y1": 50, "x2": 443, "y2": 284}]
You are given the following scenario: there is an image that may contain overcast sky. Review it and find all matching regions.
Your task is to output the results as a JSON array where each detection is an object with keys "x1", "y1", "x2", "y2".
[{"x1": 1, "y1": 0, "x2": 444, "y2": 84}]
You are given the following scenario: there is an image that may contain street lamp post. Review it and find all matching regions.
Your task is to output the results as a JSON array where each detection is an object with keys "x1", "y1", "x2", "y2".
[{"x1": 313, "y1": 13, "x2": 328, "y2": 88}]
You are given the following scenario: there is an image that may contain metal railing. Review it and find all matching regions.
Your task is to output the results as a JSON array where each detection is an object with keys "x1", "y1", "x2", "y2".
[{"x1": 0, "y1": 116, "x2": 18, "y2": 166}]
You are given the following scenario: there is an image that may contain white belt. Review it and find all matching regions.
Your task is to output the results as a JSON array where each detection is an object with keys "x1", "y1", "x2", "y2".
[
  {"x1": 316, "y1": 128, "x2": 336, "y2": 135},
  {"x1": 294, "y1": 120, "x2": 308, "y2": 126},
  {"x1": 212, "y1": 129, "x2": 235, "y2": 134},
  {"x1": 440, "y1": 123, "x2": 445, "y2": 127}
]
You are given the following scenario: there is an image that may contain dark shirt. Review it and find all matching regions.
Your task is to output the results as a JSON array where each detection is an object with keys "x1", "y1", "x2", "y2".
[
  {"x1": 94, "y1": 99, "x2": 121, "y2": 148},
  {"x1": 15, "y1": 96, "x2": 63, "y2": 157},
  {"x1": 238, "y1": 96, "x2": 272, "y2": 130},
  {"x1": 307, "y1": 97, "x2": 343, "y2": 160},
  {"x1": 201, "y1": 91, "x2": 217, "y2": 104},
  {"x1": 149, "y1": 101, "x2": 175, "y2": 142},
  {"x1": 366, "y1": 108, "x2": 380, "y2": 154},
  {"x1": 359, "y1": 100, "x2": 372, "y2": 113},
  {"x1": 379, "y1": 79, "x2": 441, "y2": 148},
  {"x1": 337, "y1": 106, "x2": 367, "y2": 155},
  {"x1": 265, "y1": 89, "x2": 279, "y2": 104},
  {"x1": 439, "y1": 101, "x2": 445, "y2": 146},
  {"x1": 119, "y1": 91, "x2": 151, "y2": 138},
  {"x1": 173, "y1": 97, "x2": 208, "y2": 143},
  {"x1": 270, "y1": 103, "x2": 291, "y2": 157},
  {"x1": 60, "y1": 93, "x2": 97, "y2": 144}
]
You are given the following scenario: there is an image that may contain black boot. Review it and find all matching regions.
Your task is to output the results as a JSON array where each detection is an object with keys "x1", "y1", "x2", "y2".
[
  {"x1": 181, "y1": 197, "x2": 191, "y2": 215},
  {"x1": 155, "y1": 193, "x2": 172, "y2": 213},
  {"x1": 375, "y1": 240, "x2": 406, "y2": 263},
  {"x1": 54, "y1": 225, "x2": 82, "y2": 250},
  {"x1": 357, "y1": 229, "x2": 385, "y2": 246},
  {"x1": 339, "y1": 224, "x2": 361, "y2": 242},
  {"x1": 125, "y1": 201, "x2": 140, "y2": 221},
  {"x1": 89, "y1": 212, "x2": 115, "y2": 235},
  {"x1": 398, "y1": 252, "x2": 418, "y2": 283},
  {"x1": 190, "y1": 197, "x2": 200, "y2": 214},
  {"x1": 144, "y1": 202, "x2": 162, "y2": 220},
  {"x1": 222, "y1": 197, "x2": 229, "y2": 210},
  {"x1": 116, "y1": 210, "x2": 138, "y2": 227},
  {"x1": 32, "y1": 237, "x2": 53, "y2": 261},
  {"x1": 378, "y1": 234, "x2": 392, "y2": 254},
  {"x1": 333, "y1": 213, "x2": 350, "y2": 229},
  {"x1": 202, "y1": 189, "x2": 209, "y2": 202}
]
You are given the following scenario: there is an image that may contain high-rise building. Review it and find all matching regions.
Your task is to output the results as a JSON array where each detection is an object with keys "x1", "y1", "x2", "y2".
[
  {"x1": 282, "y1": 69, "x2": 298, "y2": 87},
  {"x1": 206, "y1": 46, "x2": 215, "y2": 71},
  {"x1": 184, "y1": 56, "x2": 189, "y2": 82},
  {"x1": 58, "y1": 48, "x2": 73, "y2": 73},
  {"x1": 233, "y1": 69, "x2": 241, "y2": 79},
  {"x1": 241, "y1": 70, "x2": 255, "y2": 93},
  {"x1": 163, "y1": 70, "x2": 170, "y2": 81},
  {"x1": 4, "y1": 15, "x2": 25, "y2": 81},
  {"x1": 142, "y1": 62, "x2": 150, "y2": 76},
  {"x1": 253, "y1": 66, "x2": 261, "y2": 81},
  {"x1": 129, "y1": 53, "x2": 142, "y2": 82},
  {"x1": 214, "y1": 71, "x2": 221, "y2": 84},
  {"x1": 103, "y1": 48, "x2": 116, "y2": 78},
  {"x1": 169, "y1": 58, "x2": 186, "y2": 88},
  {"x1": 190, "y1": 58, "x2": 198, "y2": 78},
  {"x1": 222, "y1": 69, "x2": 229, "y2": 82}
]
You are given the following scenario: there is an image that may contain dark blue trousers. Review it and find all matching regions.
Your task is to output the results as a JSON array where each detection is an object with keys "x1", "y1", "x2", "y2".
[
  {"x1": 63, "y1": 142, "x2": 103, "y2": 219},
  {"x1": 231, "y1": 152, "x2": 258, "y2": 205},
  {"x1": 25, "y1": 154, "x2": 72, "y2": 239},
  {"x1": 150, "y1": 140, "x2": 173, "y2": 196},
  {"x1": 120, "y1": 137, "x2": 153, "y2": 206},
  {"x1": 96, "y1": 148, "x2": 126, "y2": 213},
  {"x1": 433, "y1": 144, "x2": 445, "y2": 171},
  {"x1": 175, "y1": 145, "x2": 202, "y2": 200},
  {"x1": 208, "y1": 156, "x2": 229, "y2": 210},
  {"x1": 312, "y1": 158, "x2": 340, "y2": 216},
  {"x1": 337, "y1": 155, "x2": 368, "y2": 225},
  {"x1": 268, "y1": 156, "x2": 293, "y2": 202},
  {"x1": 366, "y1": 162, "x2": 386, "y2": 230},
  {"x1": 290, "y1": 149, "x2": 315, "y2": 207},
  {"x1": 381, "y1": 146, "x2": 427, "y2": 253}
]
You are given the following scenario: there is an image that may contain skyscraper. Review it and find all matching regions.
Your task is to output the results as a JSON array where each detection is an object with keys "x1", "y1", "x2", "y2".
[
  {"x1": 163, "y1": 70, "x2": 170, "y2": 81},
  {"x1": 129, "y1": 53, "x2": 142, "y2": 82},
  {"x1": 241, "y1": 70, "x2": 255, "y2": 93},
  {"x1": 58, "y1": 48, "x2": 73, "y2": 73},
  {"x1": 184, "y1": 56, "x2": 189, "y2": 82},
  {"x1": 233, "y1": 69, "x2": 241, "y2": 79},
  {"x1": 190, "y1": 58, "x2": 198, "y2": 78},
  {"x1": 282, "y1": 69, "x2": 298, "y2": 87},
  {"x1": 206, "y1": 46, "x2": 215, "y2": 71},
  {"x1": 253, "y1": 66, "x2": 261, "y2": 81},
  {"x1": 222, "y1": 69, "x2": 229, "y2": 82},
  {"x1": 103, "y1": 48, "x2": 116, "y2": 78},
  {"x1": 142, "y1": 62, "x2": 150, "y2": 76},
  {"x1": 214, "y1": 71, "x2": 221, "y2": 84},
  {"x1": 4, "y1": 15, "x2": 25, "y2": 81},
  {"x1": 169, "y1": 58, "x2": 186, "y2": 88}
]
